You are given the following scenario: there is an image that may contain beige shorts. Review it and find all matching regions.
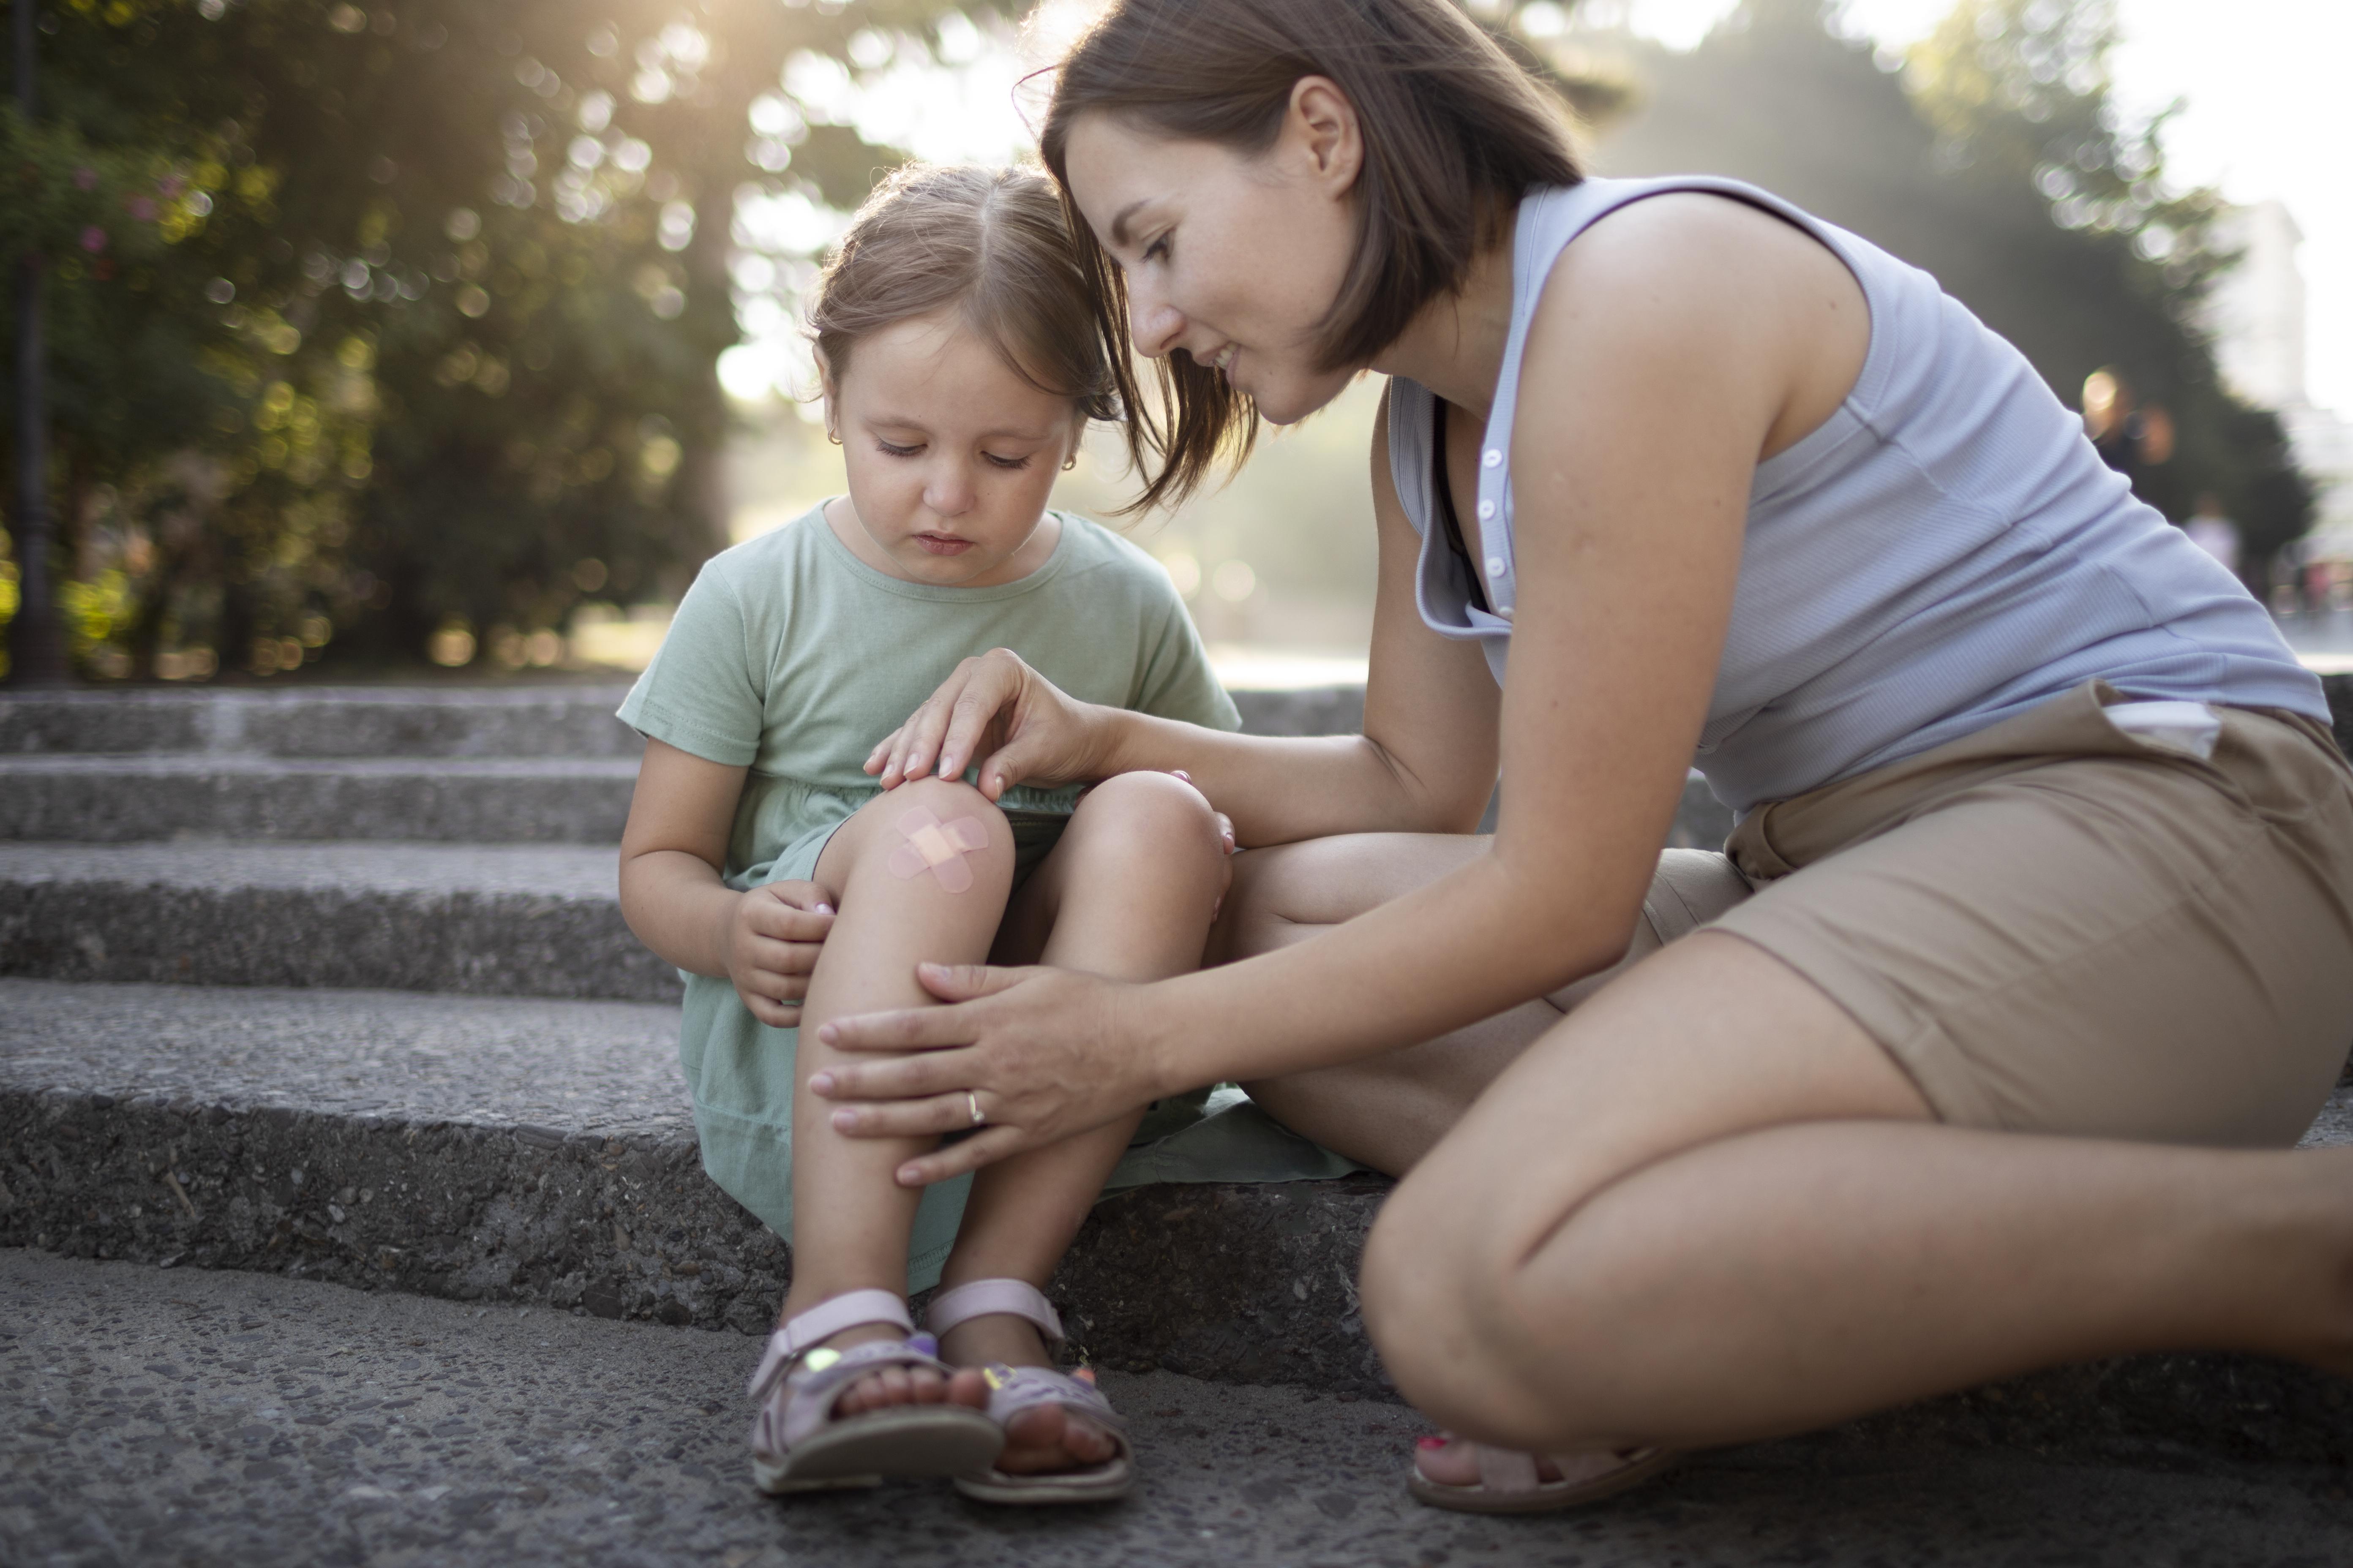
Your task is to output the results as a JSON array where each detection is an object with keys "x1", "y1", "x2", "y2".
[{"x1": 1630, "y1": 680, "x2": 2353, "y2": 1147}]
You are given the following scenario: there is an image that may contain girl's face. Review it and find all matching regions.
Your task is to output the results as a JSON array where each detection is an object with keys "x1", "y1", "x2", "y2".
[
  {"x1": 822, "y1": 309, "x2": 1082, "y2": 588},
  {"x1": 1062, "y1": 90, "x2": 1363, "y2": 426}
]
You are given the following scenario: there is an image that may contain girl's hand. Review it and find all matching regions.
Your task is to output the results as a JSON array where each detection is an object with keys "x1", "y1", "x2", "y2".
[
  {"x1": 808, "y1": 964, "x2": 1160, "y2": 1185},
  {"x1": 725, "y1": 880, "x2": 835, "y2": 1029},
  {"x1": 863, "y1": 648, "x2": 1115, "y2": 800}
]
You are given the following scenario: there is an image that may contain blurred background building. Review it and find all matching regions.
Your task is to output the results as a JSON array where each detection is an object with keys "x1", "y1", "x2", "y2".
[{"x1": 4, "y1": 0, "x2": 2348, "y2": 685}]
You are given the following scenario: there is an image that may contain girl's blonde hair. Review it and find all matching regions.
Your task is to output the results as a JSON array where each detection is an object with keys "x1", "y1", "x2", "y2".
[{"x1": 809, "y1": 163, "x2": 1121, "y2": 427}]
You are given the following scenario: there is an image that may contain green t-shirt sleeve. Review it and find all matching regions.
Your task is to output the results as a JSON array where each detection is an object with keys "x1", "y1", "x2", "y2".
[
  {"x1": 1132, "y1": 582, "x2": 1242, "y2": 734},
  {"x1": 615, "y1": 560, "x2": 766, "y2": 766}
]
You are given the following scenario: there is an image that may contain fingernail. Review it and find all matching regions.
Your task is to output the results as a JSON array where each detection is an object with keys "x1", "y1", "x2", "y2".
[
  {"x1": 830, "y1": 1109, "x2": 854, "y2": 1131},
  {"x1": 897, "y1": 1165, "x2": 922, "y2": 1184},
  {"x1": 1416, "y1": 1436, "x2": 1449, "y2": 1451},
  {"x1": 816, "y1": 1024, "x2": 837, "y2": 1044},
  {"x1": 809, "y1": 1071, "x2": 834, "y2": 1094},
  {"x1": 815, "y1": 903, "x2": 834, "y2": 916}
]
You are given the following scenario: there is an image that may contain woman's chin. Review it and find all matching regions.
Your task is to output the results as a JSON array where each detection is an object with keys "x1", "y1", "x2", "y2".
[{"x1": 1248, "y1": 368, "x2": 1357, "y2": 428}]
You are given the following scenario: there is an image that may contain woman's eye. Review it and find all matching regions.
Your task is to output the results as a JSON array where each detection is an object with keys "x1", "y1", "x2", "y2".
[
  {"x1": 875, "y1": 439, "x2": 921, "y2": 458},
  {"x1": 983, "y1": 452, "x2": 1033, "y2": 471},
  {"x1": 1141, "y1": 233, "x2": 1170, "y2": 264}
]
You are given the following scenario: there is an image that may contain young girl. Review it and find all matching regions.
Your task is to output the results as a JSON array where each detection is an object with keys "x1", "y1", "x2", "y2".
[{"x1": 614, "y1": 164, "x2": 1242, "y2": 1503}]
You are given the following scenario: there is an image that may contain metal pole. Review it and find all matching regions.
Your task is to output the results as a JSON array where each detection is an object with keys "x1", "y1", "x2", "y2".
[{"x1": 9, "y1": 0, "x2": 68, "y2": 686}]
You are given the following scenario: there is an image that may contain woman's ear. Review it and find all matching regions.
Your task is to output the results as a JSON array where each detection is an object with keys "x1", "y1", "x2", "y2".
[{"x1": 1284, "y1": 76, "x2": 1363, "y2": 195}]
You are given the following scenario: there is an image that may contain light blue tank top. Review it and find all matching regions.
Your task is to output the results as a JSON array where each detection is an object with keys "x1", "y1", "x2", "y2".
[{"x1": 1387, "y1": 175, "x2": 2328, "y2": 815}]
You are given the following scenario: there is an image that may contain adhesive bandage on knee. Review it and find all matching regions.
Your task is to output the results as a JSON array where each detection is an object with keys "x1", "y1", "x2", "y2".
[{"x1": 885, "y1": 806, "x2": 991, "y2": 893}]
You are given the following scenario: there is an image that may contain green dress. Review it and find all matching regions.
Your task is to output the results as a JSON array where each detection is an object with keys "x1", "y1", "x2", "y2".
[{"x1": 618, "y1": 504, "x2": 1359, "y2": 1289}]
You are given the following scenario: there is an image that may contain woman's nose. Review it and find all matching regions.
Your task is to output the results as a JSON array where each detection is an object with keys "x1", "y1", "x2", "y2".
[{"x1": 1127, "y1": 283, "x2": 1185, "y2": 360}]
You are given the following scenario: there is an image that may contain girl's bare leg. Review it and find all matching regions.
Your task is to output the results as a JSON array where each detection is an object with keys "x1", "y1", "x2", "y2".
[
  {"x1": 1362, "y1": 931, "x2": 2353, "y2": 1476},
  {"x1": 781, "y1": 776, "x2": 1014, "y2": 1417},
  {"x1": 934, "y1": 771, "x2": 1231, "y2": 1471}
]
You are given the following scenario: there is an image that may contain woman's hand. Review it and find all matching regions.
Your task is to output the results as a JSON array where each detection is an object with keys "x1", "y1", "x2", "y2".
[
  {"x1": 808, "y1": 964, "x2": 1163, "y2": 1185},
  {"x1": 725, "y1": 880, "x2": 835, "y2": 1028},
  {"x1": 864, "y1": 648, "x2": 1117, "y2": 801}
]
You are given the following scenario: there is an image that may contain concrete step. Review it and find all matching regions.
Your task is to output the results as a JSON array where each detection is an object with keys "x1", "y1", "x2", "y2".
[
  {"x1": 11, "y1": 1252, "x2": 2351, "y2": 1568},
  {"x1": 0, "y1": 842, "x2": 676, "y2": 1001},
  {"x1": 0, "y1": 683, "x2": 1371, "y2": 760},
  {"x1": 6, "y1": 976, "x2": 2353, "y2": 1462},
  {"x1": 0, "y1": 754, "x2": 641, "y2": 844}
]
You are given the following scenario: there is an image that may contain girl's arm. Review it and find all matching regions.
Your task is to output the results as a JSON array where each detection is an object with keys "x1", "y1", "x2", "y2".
[
  {"x1": 862, "y1": 385, "x2": 1503, "y2": 847},
  {"x1": 816, "y1": 194, "x2": 1854, "y2": 1182},
  {"x1": 618, "y1": 738, "x2": 835, "y2": 1028}
]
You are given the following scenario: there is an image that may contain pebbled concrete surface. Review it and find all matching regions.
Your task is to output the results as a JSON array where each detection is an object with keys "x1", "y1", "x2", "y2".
[
  {"x1": 4, "y1": 1249, "x2": 2352, "y2": 1568},
  {"x1": 0, "y1": 755, "x2": 640, "y2": 844},
  {"x1": 0, "y1": 686, "x2": 646, "y2": 760},
  {"x1": 0, "y1": 846, "x2": 675, "y2": 1001}
]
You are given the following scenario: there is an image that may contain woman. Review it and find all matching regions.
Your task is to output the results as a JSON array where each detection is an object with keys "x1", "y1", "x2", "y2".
[{"x1": 807, "y1": 0, "x2": 2353, "y2": 1512}]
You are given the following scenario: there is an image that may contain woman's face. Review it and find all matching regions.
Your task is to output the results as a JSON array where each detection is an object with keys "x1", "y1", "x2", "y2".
[{"x1": 1062, "y1": 92, "x2": 1363, "y2": 426}]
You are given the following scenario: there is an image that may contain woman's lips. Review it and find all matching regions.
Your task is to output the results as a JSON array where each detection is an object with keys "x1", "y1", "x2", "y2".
[{"x1": 913, "y1": 533, "x2": 975, "y2": 556}]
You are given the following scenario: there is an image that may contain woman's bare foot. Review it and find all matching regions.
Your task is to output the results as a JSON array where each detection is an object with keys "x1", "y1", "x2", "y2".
[
  {"x1": 937, "y1": 1316, "x2": 1119, "y2": 1473},
  {"x1": 1413, "y1": 1434, "x2": 1565, "y2": 1487}
]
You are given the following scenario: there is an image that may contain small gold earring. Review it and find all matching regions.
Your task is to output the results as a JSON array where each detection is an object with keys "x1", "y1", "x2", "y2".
[
  {"x1": 827, "y1": 429, "x2": 842, "y2": 446},
  {"x1": 1062, "y1": 455, "x2": 1077, "y2": 471}
]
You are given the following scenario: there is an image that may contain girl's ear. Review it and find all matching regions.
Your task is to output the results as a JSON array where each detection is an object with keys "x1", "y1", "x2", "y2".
[{"x1": 814, "y1": 347, "x2": 842, "y2": 444}]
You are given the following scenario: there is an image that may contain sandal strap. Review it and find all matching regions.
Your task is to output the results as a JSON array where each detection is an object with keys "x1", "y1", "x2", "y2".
[
  {"x1": 766, "y1": 1337, "x2": 958, "y2": 1453},
  {"x1": 748, "y1": 1288, "x2": 915, "y2": 1400},
  {"x1": 925, "y1": 1278, "x2": 1065, "y2": 1345},
  {"x1": 1474, "y1": 1444, "x2": 1543, "y2": 1492},
  {"x1": 976, "y1": 1364, "x2": 1127, "y2": 1435}
]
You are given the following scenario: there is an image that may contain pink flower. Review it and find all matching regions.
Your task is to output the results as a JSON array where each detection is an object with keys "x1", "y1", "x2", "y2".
[
  {"x1": 79, "y1": 226, "x2": 107, "y2": 253},
  {"x1": 126, "y1": 196, "x2": 157, "y2": 221},
  {"x1": 73, "y1": 166, "x2": 97, "y2": 191}
]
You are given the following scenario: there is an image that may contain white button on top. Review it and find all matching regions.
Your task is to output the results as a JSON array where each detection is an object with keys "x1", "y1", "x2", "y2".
[
  {"x1": 1485, "y1": 556, "x2": 1507, "y2": 577},
  {"x1": 1475, "y1": 499, "x2": 1496, "y2": 520},
  {"x1": 1481, "y1": 448, "x2": 1502, "y2": 468}
]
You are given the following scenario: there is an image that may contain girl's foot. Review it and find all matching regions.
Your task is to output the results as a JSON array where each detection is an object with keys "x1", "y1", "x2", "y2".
[
  {"x1": 926, "y1": 1279, "x2": 1134, "y2": 1503},
  {"x1": 747, "y1": 1289, "x2": 1001, "y2": 1494}
]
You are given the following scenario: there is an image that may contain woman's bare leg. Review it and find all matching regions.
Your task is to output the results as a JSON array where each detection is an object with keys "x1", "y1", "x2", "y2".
[
  {"x1": 1218, "y1": 833, "x2": 1661, "y2": 1174},
  {"x1": 933, "y1": 770, "x2": 1231, "y2": 1471},
  {"x1": 1363, "y1": 931, "x2": 2353, "y2": 1474},
  {"x1": 780, "y1": 776, "x2": 1013, "y2": 1416}
]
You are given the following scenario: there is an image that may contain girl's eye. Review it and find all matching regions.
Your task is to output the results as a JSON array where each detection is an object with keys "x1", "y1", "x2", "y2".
[
  {"x1": 1141, "y1": 233, "x2": 1170, "y2": 265},
  {"x1": 875, "y1": 438, "x2": 921, "y2": 458},
  {"x1": 983, "y1": 452, "x2": 1033, "y2": 471}
]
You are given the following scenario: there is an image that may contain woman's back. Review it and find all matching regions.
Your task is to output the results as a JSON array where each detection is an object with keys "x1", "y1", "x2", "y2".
[{"x1": 1389, "y1": 174, "x2": 2328, "y2": 814}]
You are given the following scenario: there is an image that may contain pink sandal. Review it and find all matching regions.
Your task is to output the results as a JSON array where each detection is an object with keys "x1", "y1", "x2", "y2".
[
  {"x1": 925, "y1": 1279, "x2": 1135, "y2": 1504},
  {"x1": 746, "y1": 1288, "x2": 1004, "y2": 1494},
  {"x1": 1407, "y1": 1436, "x2": 1680, "y2": 1513}
]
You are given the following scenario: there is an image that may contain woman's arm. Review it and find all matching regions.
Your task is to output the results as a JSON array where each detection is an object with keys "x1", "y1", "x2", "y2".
[
  {"x1": 863, "y1": 387, "x2": 1502, "y2": 847},
  {"x1": 618, "y1": 738, "x2": 835, "y2": 1028},
  {"x1": 818, "y1": 195, "x2": 1853, "y2": 1181}
]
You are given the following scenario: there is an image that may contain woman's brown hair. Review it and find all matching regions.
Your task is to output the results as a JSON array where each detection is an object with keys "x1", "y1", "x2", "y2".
[
  {"x1": 1041, "y1": 0, "x2": 1582, "y2": 511},
  {"x1": 809, "y1": 163, "x2": 1120, "y2": 425}
]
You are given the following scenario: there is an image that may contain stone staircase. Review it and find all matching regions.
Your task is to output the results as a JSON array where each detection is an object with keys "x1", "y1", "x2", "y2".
[{"x1": 5, "y1": 677, "x2": 2353, "y2": 1449}]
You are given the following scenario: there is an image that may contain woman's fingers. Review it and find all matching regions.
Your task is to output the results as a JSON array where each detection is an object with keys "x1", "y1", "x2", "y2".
[
  {"x1": 935, "y1": 660, "x2": 1023, "y2": 782},
  {"x1": 826, "y1": 1091, "x2": 986, "y2": 1139},
  {"x1": 815, "y1": 1003, "x2": 983, "y2": 1055},
  {"x1": 913, "y1": 961, "x2": 1029, "y2": 1003},
  {"x1": 894, "y1": 1125, "x2": 1032, "y2": 1186},
  {"x1": 808, "y1": 1043, "x2": 978, "y2": 1103}
]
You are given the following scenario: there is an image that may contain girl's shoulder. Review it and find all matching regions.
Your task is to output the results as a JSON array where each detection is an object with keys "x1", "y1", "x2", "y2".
[{"x1": 1047, "y1": 512, "x2": 1186, "y2": 602}]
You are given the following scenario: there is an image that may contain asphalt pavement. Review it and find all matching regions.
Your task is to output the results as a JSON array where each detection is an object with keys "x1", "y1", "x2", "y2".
[{"x1": 3, "y1": 1247, "x2": 2349, "y2": 1568}]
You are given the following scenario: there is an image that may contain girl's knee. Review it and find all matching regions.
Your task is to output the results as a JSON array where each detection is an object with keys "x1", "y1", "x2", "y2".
[
  {"x1": 1072, "y1": 770, "x2": 1224, "y2": 859},
  {"x1": 846, "y1": 776, "x2": 1012, "y2": 880}
]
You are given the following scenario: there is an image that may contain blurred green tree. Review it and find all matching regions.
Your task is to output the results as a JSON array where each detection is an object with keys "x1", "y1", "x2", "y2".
[
  {"x1": 1590, "y1": 0, "x2": 2310, "y2": 576},
  {"x1": 3, "y1": 0, "x2": 987, "y2": 679}
]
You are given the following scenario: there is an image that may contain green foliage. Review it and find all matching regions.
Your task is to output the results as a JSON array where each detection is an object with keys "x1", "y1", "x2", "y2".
[
  {"x1": 2, "y1": 0, "x2": 988, "y2": 679},
  {"x1": 1591, "y1": 0, "x2": 2310, "y2": 569}
]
